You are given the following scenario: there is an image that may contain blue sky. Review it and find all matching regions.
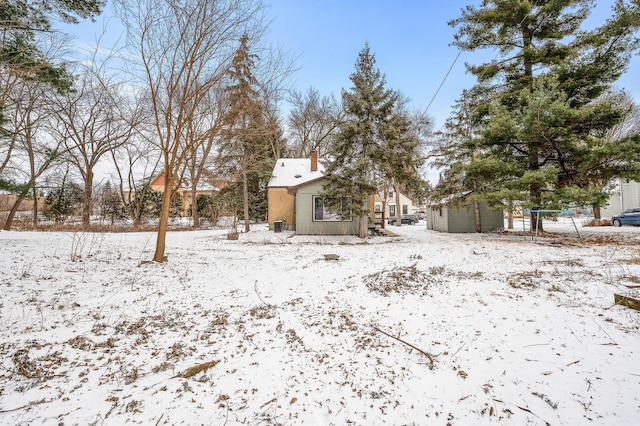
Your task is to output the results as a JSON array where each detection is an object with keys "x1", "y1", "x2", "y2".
[
  {"x1": 67, "y1": 0, "x2": 639, "y2": 131},
  {"x1": 265, "y1": 0, "x2": 640, "y2": 130},
  {"x1": 265, "y1": 0, "x2": 482, "y2": 129}
]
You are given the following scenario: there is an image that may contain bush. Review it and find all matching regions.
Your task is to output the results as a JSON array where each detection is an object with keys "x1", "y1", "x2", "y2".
[{"x1": 42, "y1": 181, "x2": 83, "y2": 223}]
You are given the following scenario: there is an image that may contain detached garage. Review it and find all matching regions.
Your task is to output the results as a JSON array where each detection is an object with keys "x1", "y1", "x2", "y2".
[{"x1": 426, "y1": 197, "x2": 504, "y2": 233}]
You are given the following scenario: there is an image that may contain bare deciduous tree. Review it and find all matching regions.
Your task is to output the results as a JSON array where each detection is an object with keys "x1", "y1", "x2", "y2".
[
  {"x1": 50, "y1": 64, "x2": 135, "y2": 228},
  {"x1": 1, "y1": 79, "x2": 67, "y2": 230},
  {"x1": 606, "y1": 89, "x2": 640, "y2": 141},
  {"x1": 286, "y1": 87, "x2": 343, "y2": 158},
  {"x1": 116, "y1": 0, "x2": 266, "y2": 262},
  {"x1": 183, "y1": 89, "x2": 226, "y2": 228}
]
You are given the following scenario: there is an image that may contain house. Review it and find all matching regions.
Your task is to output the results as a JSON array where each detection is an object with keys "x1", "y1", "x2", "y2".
[
  {"x1": 267, "y1": 151, "x2": 364, "y2": 236},
  {"x1": 0, "y1": 192, "x2": 44, "y2": 213},
  {"x1": 375, "y1": 190, "x2": 421, "y2": 221},
  {"x1": 426, "y1": 194, "x2": 503, "y2": 233},
  {"x1": 580, "y1": 179, "x2": 636, "y2": 219},
  {"x1": 147, "y1": 172, "x2": 221, "y2": 217},
  {"x1": 620, "y1": 179, "x2": 640, "y2": 212}
]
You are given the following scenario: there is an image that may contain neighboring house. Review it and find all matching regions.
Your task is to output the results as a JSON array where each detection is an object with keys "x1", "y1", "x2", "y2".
[
  {"x1": 0, "y1": 192, "x2": 44, "y2": 213},
  {"x1": 426, "y1": 195, "x2": 503, "y2": 233},
  {"x1": 620, "y1": 179, "x2": 640, "y2": 212},
  {"x1": 148, "y1": 172, "x2": 221, "y2": 217},
  {"x1": 594, "y1": 180, "x2": 638, "y2": 219},
  {"x1": 600, "y1": 192, "x2": 621, "y2": 218},
  {"x1": 377, "y1": 190, "x2": 421, "y2": 220},
  {"x1": 267, "y1": 151, "x2": 365, "y2": 236}
]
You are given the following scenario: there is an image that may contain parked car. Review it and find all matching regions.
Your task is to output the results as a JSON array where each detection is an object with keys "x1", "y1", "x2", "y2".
[
  {"x1": 413, "y1": 210, "x2": 426, "y2": 220},
  {"x1": 387, "y1": 214, "x2": 418, "y2": 225},
  {"x1": 611, "y1": 208, "x2": 640, "y2": 227}
]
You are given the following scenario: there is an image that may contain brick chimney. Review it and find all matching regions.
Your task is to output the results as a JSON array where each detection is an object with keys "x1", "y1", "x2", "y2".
[{"x1": 310, "y1": 149, "x2": 318, "y2": 172}]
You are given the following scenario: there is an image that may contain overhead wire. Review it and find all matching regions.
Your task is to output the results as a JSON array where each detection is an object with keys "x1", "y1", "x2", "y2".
[{"x1": 426, "y1": 0, "x2": 539, "y2": 134}]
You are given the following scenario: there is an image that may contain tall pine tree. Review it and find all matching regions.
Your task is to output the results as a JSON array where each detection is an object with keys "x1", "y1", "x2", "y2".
[
  {"x1": 218, "y1": 33, "x2": 273, "y2": 232},
  {"x1": 447, "y1": 0, "x2": 640, "y2": 230},
  {"x1": 380, "y1": 102, "x2": 428, "y2": 227},
  {"x1": 322, "y1": 43, "x2": 402, "y2": 238}
]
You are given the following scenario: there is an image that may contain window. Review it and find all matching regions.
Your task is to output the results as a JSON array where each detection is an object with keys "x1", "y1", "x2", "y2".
[
  {"x1": 402, "y1": 205, "x2": 408, "y2": 215},
  {"x1": 313, "y1": 196, "x2": 351, "y2": 221},
  {"x1": 374, "y1": 204, "x2": 381, "y2": 213},
  {"x1": 390, "y1": 205, "x2": 396, "y2": 216}
]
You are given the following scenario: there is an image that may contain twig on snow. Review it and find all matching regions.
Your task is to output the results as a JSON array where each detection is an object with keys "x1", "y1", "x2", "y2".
[
  {"x1": 591, "y1": 318, "x2": 617, "y2": 345},
  {"x1": 493, "y1": 398, "x2": 551, "y2": 425},
  {"x1": 0, "y1": 397, "x2": 52, "y2": 414},
  {"x1": 372, "y1": 325, "x2": 435, "y2": 370},
  {"x1": 254, "y1": 280, "x2": 271, "y2": 307}
]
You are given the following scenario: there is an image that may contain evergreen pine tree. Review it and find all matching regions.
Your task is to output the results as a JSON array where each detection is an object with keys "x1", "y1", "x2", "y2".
[
  {"x1": 43, "y1": 180, "x2": 83, "y2": 223},
  {"x1": 322, "y1": 43, "x2": 400, "y2": 238},
  {"x1": 217, "y1": 34, "x2": 273, "y2": 232},
  {"x1": 379, "y1": 104, "x2": 428, "y2": 226},
  {"x1": 448, "y1": 0, "x2": 640, "y2": 229}
]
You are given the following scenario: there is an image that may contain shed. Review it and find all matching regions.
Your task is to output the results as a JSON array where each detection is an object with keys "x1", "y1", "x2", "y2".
[{"x1": 426, "y1": 197, "x2": 504, "y2": 233}]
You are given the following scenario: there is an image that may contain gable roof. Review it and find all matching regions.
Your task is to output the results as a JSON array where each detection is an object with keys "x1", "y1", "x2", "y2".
[{"x1": 268, "y1": 158, "x2": 325, "y2": 188}]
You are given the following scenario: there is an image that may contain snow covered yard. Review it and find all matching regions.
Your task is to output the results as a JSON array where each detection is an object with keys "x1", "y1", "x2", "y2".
[{"x1": 1, "y1": 223, "x2": 639, "y2": 425}]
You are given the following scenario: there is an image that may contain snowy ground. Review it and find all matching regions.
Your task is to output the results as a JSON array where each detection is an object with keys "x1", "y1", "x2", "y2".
[{"x1": 1, "y1": 220, "x2": 639, "y2": 425}]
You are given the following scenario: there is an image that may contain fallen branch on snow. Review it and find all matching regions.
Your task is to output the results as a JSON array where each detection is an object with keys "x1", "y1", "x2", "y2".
[
  {"x1": 372, "y1": 326, "x2": 435, "y2": 370},
  {"x1": 0, "y1": 397, "x2": 52, "y2": 414},
  {"x1": 173, "y1": 360, "x2": 219, "y2": 378}
]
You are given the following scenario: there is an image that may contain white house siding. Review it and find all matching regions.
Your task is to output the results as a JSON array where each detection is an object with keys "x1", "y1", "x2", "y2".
[
  {"x1": 426, "y1": 207, "x2": 449, "y2": 232},
  {"x1": 620, "y1": 180, "x2": 640, "y2": 212},
  {"x1": 601, "y1": 192, "x2": 621, "y2": 218},
  {"x1": 384, "y1": 191, "x2": 419, "y2": 217}
]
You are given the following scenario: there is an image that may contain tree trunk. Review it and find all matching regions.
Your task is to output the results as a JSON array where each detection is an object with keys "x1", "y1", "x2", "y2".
[
  {"x1": 133, "y1": 203, "x2": 142, "y2": 228},
  {"x1": 132, "y1": 187, "x2": 146, "y2": 229},
  {"x1": 153, "y1": 176, "x2": 174, "y2": 263},
  {"x1": 3, "y1": 193, "x2": 27, "y2": 231},
  {"x1": 242, "y1": 169, "x2": 250, "y2": 233},
  {"x1": 358, "y1": 215, "x2": 367, "y2": 239},
  {"x1": 473, "y1": 198, "x2": 482, "y2": 233},
  {"x1": 521, "y1": 25, "x2": 533, "y2": 90},
  {"x1": 529, "y1": 181, "x2": 543, "y2": 229},
  {"x1": 394, "y1": 182, "x2": 402, "y2": 227},
  {"x1": 82, "y1": 169, "x2": 94, "y2": 229},
  {"x1": 593, "y1": 205, "x2": 601, "y2": 220},
  {"x1": 523, "y1": 24, "x2": 542, "y2": 232},
  {"x1": 32, "y1": 186, "x2": 38, "y2": 226},
  {"x1": 472, "y1": 181, "x2": 481, "y2": 233},
  {"x1": 3, "y1": 178, "x2": 36, "y2": 230},
  {"x1": 191, "y1": 186, "x2": 199, "y2": 228},
  {"x1": 508, "y1": 210, "x2": 513, "y2": 230}
]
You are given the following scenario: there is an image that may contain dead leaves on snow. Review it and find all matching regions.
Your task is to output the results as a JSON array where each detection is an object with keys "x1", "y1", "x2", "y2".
[
  {"x1": 363, "y1": 264, "x2": 485, "y2": 297},
  {"x1": 175, "y1": 360, "x2": 220, "y2": 378},
  {"x1": 363, "y1": 264, "x2": 433, "y2": 296}
]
